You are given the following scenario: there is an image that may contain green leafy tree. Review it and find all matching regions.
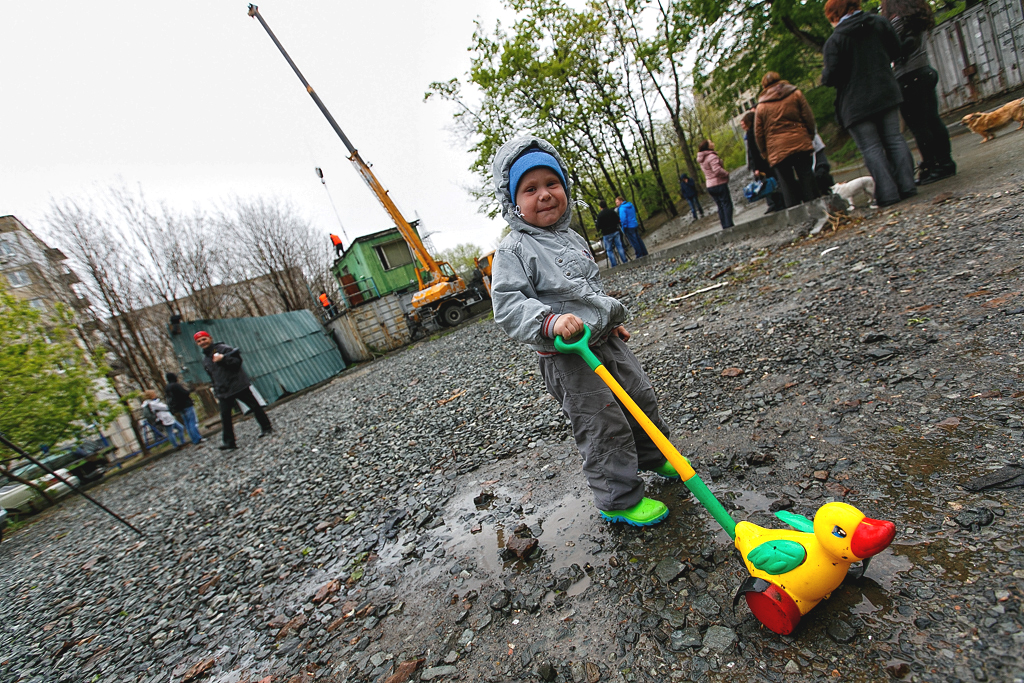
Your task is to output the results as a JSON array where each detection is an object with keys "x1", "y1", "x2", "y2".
[
  {"x1": 0, "y1": 286, "x2": 118, "y2": 497},
  {"x1": 436, "y1": 243, "x2": 485, "y2": 279}
]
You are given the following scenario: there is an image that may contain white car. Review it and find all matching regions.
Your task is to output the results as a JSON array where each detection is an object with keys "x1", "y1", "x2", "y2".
[{"x1": 0, "y1": 469, "x2": 80, "y2": 515}]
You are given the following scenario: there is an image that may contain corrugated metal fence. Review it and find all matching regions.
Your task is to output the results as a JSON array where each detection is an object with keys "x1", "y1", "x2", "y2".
[
  {"x1": 927, "y1": 0, "x2": 1024, "y2": 113},
  {"x1": 170, "y1": 310, "x2": 345, "y2": 405}
]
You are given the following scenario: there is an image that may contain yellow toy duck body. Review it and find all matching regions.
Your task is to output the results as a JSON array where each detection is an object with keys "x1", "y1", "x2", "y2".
[{"x1": 733, "y1": 502, "x2": 896, "y2": 634}]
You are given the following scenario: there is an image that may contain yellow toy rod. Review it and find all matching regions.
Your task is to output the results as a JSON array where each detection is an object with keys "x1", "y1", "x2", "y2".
[{"x1": 554, "y1": 328, "x2": 737, "y2": 538}]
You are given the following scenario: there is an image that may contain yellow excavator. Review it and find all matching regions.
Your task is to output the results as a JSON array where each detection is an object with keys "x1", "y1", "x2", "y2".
[{"x1": 248, "y1": 5, "x2": 487, "y2": 328}]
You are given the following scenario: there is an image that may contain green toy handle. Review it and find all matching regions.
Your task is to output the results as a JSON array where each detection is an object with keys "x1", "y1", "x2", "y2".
[{"x1": 553, "y1": 326, "x2": 600, "y2": 370}]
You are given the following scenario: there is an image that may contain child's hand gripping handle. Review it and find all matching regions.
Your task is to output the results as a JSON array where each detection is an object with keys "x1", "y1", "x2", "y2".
[{"x1": 554, "y1": 326, "x2": 737, "y2": 539}]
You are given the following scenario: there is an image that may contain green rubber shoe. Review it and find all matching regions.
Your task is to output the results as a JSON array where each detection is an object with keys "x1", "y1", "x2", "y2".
[
  {"x1": 599, "y1": 497, "x2": 669, "y2": 526},
  {"x1": 651, "y1": 460, "x2": 680, "y2": 479}
]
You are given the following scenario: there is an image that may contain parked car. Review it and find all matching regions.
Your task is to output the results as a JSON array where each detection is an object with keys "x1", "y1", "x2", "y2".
[{"x1": 0, "y1": 469, "x2": 81, "y2": 516}]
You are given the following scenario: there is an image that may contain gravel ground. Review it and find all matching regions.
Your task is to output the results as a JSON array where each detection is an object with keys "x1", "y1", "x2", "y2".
[{"x1": 3, "y1": 165, "x2": 1024, "y2": 683}]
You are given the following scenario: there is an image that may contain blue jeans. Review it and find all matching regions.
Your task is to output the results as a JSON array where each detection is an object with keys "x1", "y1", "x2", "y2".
[
  {"x1": 165, "y1": 421, "x2": 186, "y2": 447},
  {"x1": 602, "y1": 233, "x2": 628, "y2": 267},
  {"x1": 180, "y1": 406, "x2": 203, "y2": 444},
  {"x1": 847, "y1": 106, "x2": 917, "y2": 205},
  {"x1": 685, "y1": 197, "x2": 703, "y2": 219},
  {"x1": 623, "y1": 228, "x2": 647, "y2": 257}
]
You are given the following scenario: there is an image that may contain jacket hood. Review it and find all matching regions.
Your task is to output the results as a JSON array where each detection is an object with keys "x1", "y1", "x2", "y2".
[
  {"x1": 696, "y1": 150, "x2": 717, "y2": 163},
  {"x1": 758, "y1": 81, "x2": 798, "y2": 103},
  {"x1": 492, "y1": 136, "x2": 574, "y2": 237},
  {"x1": 831, "y1": 10, "x2": 874, "y2": 35}
]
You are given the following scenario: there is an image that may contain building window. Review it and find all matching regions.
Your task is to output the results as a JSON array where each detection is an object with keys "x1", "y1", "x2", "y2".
[
  {"x1": 0, "y1": 241, "x2": 14, "y2": 256},
  {"x1": 6, "y1": 270, "x2": 30, "y2": 287},
  {"x1": 29, "y1": 299, "x2": 46, "y2": 311},
  {"x1": 374, "y1": 240, "x2": 414, "y2": 271}
]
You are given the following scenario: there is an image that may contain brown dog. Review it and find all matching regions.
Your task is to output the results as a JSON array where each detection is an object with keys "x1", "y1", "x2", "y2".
[{"x1": 960, "y1": 98, "x2": 1024, "y2": 142}]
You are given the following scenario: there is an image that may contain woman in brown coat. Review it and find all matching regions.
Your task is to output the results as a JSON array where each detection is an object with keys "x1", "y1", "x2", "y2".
[{"x1": 754, "y1": 72, "x2": 820, "y2": 208}]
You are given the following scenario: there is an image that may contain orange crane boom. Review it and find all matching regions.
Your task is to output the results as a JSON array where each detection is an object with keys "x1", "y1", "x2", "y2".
[{"x1": 247, "y1": 4, "x2": 464, "y2": 309}]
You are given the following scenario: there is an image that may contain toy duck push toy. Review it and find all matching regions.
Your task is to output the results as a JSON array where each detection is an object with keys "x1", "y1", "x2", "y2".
[{"x1": 554, "y1": 329, "x2": 897, "y2": 635}]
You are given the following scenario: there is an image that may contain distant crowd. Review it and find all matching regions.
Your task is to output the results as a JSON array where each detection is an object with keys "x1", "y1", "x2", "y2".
[{"x1": 689, "y1": 0, "x2": 953, "y2": 232}]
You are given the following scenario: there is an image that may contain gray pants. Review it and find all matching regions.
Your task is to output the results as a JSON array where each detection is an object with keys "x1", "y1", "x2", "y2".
[
  {"x1": 847, "y1": 106, "x2": 917, "y2": 205},
  {"x1": 539, "y1": 336, "x2": 668, "y2": 511}
]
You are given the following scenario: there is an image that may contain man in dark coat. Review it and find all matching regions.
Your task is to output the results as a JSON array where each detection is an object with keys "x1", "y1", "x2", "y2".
[
  {"x1": 194, "y1": 330, "x2": 272, "y2": 450},
  {"x1": 678, "y1": 174, "x2": 705, "y2": 220}
]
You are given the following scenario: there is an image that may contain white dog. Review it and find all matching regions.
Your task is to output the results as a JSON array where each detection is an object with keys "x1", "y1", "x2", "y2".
[{"x1": 831, "y1": 176, "x2": 877, "y2": 209}]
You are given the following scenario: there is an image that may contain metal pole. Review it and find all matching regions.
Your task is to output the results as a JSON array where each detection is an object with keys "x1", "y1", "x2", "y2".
[
  {"x1": 247, "y1": 5, "x2": 357, "y2": 155},
  {"x1": 0, "y1": 432, "x2": 144, "y2": 536}
]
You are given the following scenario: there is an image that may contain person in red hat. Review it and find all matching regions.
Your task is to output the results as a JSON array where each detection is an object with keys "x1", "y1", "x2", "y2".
[{"x1": 193, "y1": 330, "x2": 272, "y2": 450}]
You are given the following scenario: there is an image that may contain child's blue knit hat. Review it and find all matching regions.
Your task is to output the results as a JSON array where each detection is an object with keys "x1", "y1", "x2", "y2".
[{"x1": 508, "y1": 149, "x2": 567, "y2": 201}]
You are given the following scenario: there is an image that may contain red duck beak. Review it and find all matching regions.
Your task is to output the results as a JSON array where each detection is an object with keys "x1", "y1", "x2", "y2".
[{"x1": 850, "y1": 517, "x2": 896, "y2": 559}]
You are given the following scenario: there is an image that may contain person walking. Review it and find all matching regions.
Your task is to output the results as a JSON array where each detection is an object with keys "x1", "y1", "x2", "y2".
[
  {"x1": 822, "y1": 0, "x2": 917, "y2": 206},
  {"x1": 596, "y1": 200, "x2": 629, "y2": 267},
  {"x1": 697, "y1": 140, "x2": 734, "y2": 229},
  {"x1": 141, "y1": 390, "x2": 186, "y2": 448},
  {"x1": 615, "y1": 197, "x2": 648, "y2": 258},
  {"x1": 193, "y1": 330, "x2": 273, "y2": 451},
  {"x1": 164, "y1": 372, "x2": 203, "y2": 445},
  {"x1": 741, "y1": 111, "x2": 786, "y2": 213},
  {"x1": 881, "y1": 0, "x2": 956, "y2": 185},
  {"x1": 754, "y1": 72, "x2": 820, "y2": 208},
  {"x1": 678, "y1": 173, "x2": 705, "y2": 220}
]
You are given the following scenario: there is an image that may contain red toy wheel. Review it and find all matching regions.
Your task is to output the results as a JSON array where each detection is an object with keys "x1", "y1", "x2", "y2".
[{"x1": 744, "y1": 581, "x2": 802, "y2": 635}]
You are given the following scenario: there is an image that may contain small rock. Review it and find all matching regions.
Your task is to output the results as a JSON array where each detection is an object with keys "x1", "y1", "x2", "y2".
[
  {"x1": 826, "y1": 619, "x2": 856, "y2": 644},
  {"x1": 721, "y1": 367, "x2": 744, "y2": 378},
  {"x1": 653, "y1": 557, "x2": 686, "y2": 585},
  {"x1": 489, "y1": 590, "x2": 511, "y2": 611},
  {"x1": 701, "y1": 625, "x2": 736, "y2": 652},
  {"x1": 420, "y1": 665, "x2": 458, "y2": 681},
  {"x1": 505, "y1": 536, "x2": 538, "y2": 560},
  {"x1": 953, "y1": 508, "x2": 994, "y2": 530},
  {"x1": 769, "y1": 497, "x2": 794, "y2": 513},
  {"x1": 813, "y1": 470, "x2": 829, "y2": 481},
  {"x1": 669, "y1": 627, "x2": 702, "y2": 651},
  {"x1": 784, "y1": 659, "x2": 800, "y2": 674}
]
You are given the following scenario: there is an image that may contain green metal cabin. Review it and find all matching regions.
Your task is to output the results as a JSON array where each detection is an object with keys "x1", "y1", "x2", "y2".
[{"x1": 331, "y1": 226, "x2": 421, "y2": 307}]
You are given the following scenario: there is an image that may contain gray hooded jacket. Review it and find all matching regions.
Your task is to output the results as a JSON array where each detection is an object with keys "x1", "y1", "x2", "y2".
[{"x1": 490, "y1": 136, "x2": 627, "y2": 353}]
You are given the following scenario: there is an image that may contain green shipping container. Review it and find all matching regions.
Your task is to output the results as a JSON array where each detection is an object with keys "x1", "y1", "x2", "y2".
[{"x1": 170, "y1": 310, "x2": 345, "y2": 405}]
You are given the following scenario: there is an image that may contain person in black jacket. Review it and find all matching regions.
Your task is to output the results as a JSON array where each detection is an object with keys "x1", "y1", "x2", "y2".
[
  {"x1": 164, "y1": 372, "x2": 203, "y2": 445},
  {"x1": 596, "y1": 200, "x2": 629, "y2": 267},
  {"x1": 193, "y1": 330, "x2": 272, "y2": 450},
  {"x1": 881, "y1": 0, "x2": 955, "y2": 185},
  {"x1": 678, "y1": 174, "x2": 705, "y2": 220},
  {"x1": 822, "y1": 0, "x2": 917, "y2": 206},
  {"x1": 741, "y1": 111, "x2": 786, "y2": 212}
]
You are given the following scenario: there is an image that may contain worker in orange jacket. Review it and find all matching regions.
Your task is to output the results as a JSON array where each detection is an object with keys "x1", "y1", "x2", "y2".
[
  {"x1": 318, "y1": 292, "x2": 336, "y2": 318},
  {"x1": 330, "y1": 234, "x2": 343, "y2": 257}
]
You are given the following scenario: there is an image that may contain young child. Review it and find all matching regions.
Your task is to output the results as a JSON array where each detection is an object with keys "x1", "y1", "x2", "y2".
[{"x1": 490, "y1": 136, "x2": 677, "y2": 526}]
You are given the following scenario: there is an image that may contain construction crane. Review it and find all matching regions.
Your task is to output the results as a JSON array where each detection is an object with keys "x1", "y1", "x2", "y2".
[{"x1": 247, "y1": 5, "x2": 486, "y2": 327}]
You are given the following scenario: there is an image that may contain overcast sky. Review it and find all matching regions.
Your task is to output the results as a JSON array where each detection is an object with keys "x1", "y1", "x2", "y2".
[{"x1": 0, "y1": 1, "x2": 515, "y2": 254}]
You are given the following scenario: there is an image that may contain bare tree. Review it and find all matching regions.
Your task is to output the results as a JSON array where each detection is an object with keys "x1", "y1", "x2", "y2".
[
  {"x1": 43, "y1": 194, "x2": 171, "y2": 392},
  {"x1": 220, "y1": 197, "x2": 323, "y2": 313}
]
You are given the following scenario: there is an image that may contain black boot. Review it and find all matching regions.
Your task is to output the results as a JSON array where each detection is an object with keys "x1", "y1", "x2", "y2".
[
  {"x1": 919, "y1": 161, "x2": 956, "y2": 185},
  {"x1": 218, "y1": 443, "x2": 237, "y2": 451},
  {"x1": 258, "y1": 428, "x2": 274, "y2": 438}
]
